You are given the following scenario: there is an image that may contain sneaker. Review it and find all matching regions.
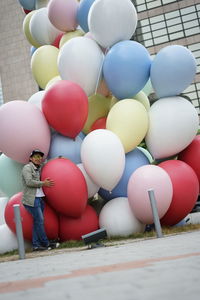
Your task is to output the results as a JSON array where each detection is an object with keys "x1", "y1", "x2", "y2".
[
  {"x1": 32, "y1": 246, "x2": 50, "y2": 251},
  {"x1": 49, "y1": 242, "x2": 60, "y2": 249}
]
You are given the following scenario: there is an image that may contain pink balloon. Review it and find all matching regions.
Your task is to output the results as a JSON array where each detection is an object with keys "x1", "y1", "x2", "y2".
[
  {"x1": 0, "y1": 101, "x2": 50, "y2": 163},
  {"x1": 128, "y1": 165, "x2": 173, "y2": 224},
  {"x1": 48, "y1": 0, "x2": 78, "y2": 32}
]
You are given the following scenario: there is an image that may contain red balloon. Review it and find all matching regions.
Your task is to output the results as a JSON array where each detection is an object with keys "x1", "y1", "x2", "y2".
[
  {"x1": 4, "y1": 192, "x2": 59, "y2": 241},
  {"x1": 159, "y1": 160, "x2": 199, "y2": 226},
  {"x1": 41, "y1": 158, "x2": 88, "y2": 217},
  {"x1": 42, "y1": 80, "x2": 88, "y2": 138},
  {"x1": 59, "y1": 205, "x2": 99, "y2": 241},
  {"x1": 178, "y1": 135, "x2": 200, "y2": 189},
  {"x1": 22, "y1": 8, "x2": 32, "y2": 14},
  {"x1": 90, "y1": 117, "x2": 107, "y2": 132},
  {"x1": 52, "y1": 33, "x2": 64, "y2": 48}
]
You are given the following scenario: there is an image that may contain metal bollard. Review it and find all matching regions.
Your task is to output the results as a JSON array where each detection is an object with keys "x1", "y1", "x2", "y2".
[
  {"x1": 148, "y1": 189, "x2": 163, "y2": 238},
  {"x1": 13, "y1": 204, "x2": 25, "y2": 259}
]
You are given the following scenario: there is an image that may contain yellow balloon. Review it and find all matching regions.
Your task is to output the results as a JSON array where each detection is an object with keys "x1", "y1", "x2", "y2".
[
  {"x1": 31, "y1": 45, "x2": 59, "y2": 89},
  {"x1": 106, "y1": 99, "x2": 149, "y2": 153},
  {"x1": 45, "y1": 76, "x2": 61, "y2": 90},
  {"x1": 83, "y1": 94, "x2": 112, "y2": 134},
  {"x1": 132, "y1": 91, "x2": 150, "y2": 111},
  {"x1": 59, "y1": 29, "x2": 84, "y2": 48},
  {"x1": 23, "y1": 11, "x2": 41, "y2": 48}
]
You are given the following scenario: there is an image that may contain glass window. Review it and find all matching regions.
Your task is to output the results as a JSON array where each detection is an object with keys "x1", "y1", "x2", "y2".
[
  {"x1": 151, "y1": 21, "x2": 166, "y2": 30},
  {"x1": 137, "y1": 4, "x2": 147, "y2": 12},
  {"x1": 162, "y1": 0, "x2": 176, "y2": 4},
  {"x1": 150, "y1": 15, "x2": 164, "y2": 24},
  {"x1": 152, "y1": 28, "x2": 167, "y2": 38},
  {"x1": 143, "y1": 32, "x2": 153, "y2": 40},
  {"x1": 168, "y1": 24, "x2": 183, "y2": 33},
  {"x1": 185, "y1": 27, "x2": 200, "y2": 36},
  {"x1": 180, "y1": 6, "x2": 195, "y2": 15},
  {"x1": 182, "y1": 13, "x2": 197, "y2": 22},
  {"x1": 166, "y1": 17, "x2": 181, "y2": 26},
  {"x1": 183, "y1": 20, "x2": 199, "y2": 29},
  {"x1": 154, "y1": 35, "x2": 169, "y2": 44},
  {"x1": 144, "y1": 39, "x2": 154, "y2": 47},
  {"x1": 169, "y1": 31, "x2": 184, "y2": 40},
  {"x1": 188, "y1": 43, "x2": 200, "y2": 52},
  {"x1": 141, "y1": 25, "x2": 151, "y2": 33},
  {"x1": 141, "y1": 19, "x2": 150, "y2": 26},
  {"x1": 147, "y1": 0, "x2": 161, "y2": 10},
  {"x1": 165, "y1": 10, "x2": 180, "y2": 19}
]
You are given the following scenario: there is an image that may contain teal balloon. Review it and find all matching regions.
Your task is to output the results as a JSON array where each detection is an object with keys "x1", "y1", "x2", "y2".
[
  {"x1": 150, "y1": 45, "x2": 197, "y2": 98},
  {"x1": 0, "y1": 154, "x2": 24, "y2": 198}
]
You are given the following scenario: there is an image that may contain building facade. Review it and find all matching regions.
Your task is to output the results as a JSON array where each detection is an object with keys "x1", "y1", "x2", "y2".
[{"x1": 132, "y1": 0, "x2": 200, "y2": 115}]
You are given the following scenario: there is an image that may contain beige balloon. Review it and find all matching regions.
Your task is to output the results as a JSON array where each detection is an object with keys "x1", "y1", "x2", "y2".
[{"x1": 106, "y1": 99, "x2": 149, "y2": 153}]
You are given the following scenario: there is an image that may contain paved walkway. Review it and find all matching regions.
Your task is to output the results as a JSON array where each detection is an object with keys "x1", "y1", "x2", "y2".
[{"x1": 0, "y1": 231, "x2": 200, "y2": 300}]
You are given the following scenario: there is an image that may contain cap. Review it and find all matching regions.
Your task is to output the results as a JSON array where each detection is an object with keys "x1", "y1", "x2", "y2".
[{"x1": 30, "y1": 149, "x2": 44, "y2": 158}]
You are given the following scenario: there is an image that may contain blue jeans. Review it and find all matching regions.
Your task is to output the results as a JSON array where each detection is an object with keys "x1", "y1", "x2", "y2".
[{"x1": 24, "y1": 197, "x2": 49, "y2": 248}]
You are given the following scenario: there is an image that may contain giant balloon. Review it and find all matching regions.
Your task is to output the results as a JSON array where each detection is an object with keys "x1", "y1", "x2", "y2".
[
  {"x1": 59, "y1": 29, "x2": 84, "y2": 48},
  {"x1": 178, "y1": 135, "x2": 200, "y2": 188},
  {"x1": 0, "y1": 101, "x2": 50, "y2": 164},
  {"x1": 99, "y1": 197, "x2": 145, "y2": 237},
  {"x1": 106, "y1": 99, "x2": 149, "y2": 153},
  {"x1": 0, "y1": 224, "x2": 18, "y2": 254},
  {"x1": 0, "y1": 155, "x2": 24, "y2": 198},
  {"x1": 0, "y1": 197, "x2": 8, "y2": 225},
  {"x1": 48, "y1": 133, "x2": 82, "y2": 164},
  {"x1": 88, "y1": 0, "x2": 137, "y2": 48},
  {"x1": 42, "y1": 80, "x2": 88, "y2": 138},
  {"x1": 28, "y1": 90, "x2": 45, "y2": 110},
  {"x1": 150, "y1": 45, "x2": 197, "y2": 98},
  {"x1": 41, "y1": 158, "x2": 88, "y2": 217},
  {"x1": 23, "y1": 10, "x2": 41, "y2": 48},
  {"x1": 4, "y1": 192, "x2": 59, "y2": 241},
  {"x1": 48, "y1": 0, "x2": 78, "y2": 32},
  {"x1": 145, "y1": 97, "x2": 199, "y2": 159},
  {"x1": 99, "y1": 148, "x2": 150, "y2": 201},
  {"x1": 128, "y1": 165, "x2": 173, "y2": 224},
  {"x1": 103, "y1": 41, "x2": 151, "y2": 99},
  {"x1": 58, "y1": 37, "x2": 104, "y2": 96},
  {"x1": 77, "y1": 163, "x2": 100, "y2": 198},
  {"x1": 76, "y1": 0, "x2": 96, "y2": 32},
  {"x1": 18, "y1": 0, "x2": 35, "y2": 10},
  {"x1": 31, "y1": 45, "x2": 59, "y2": 89},
  {"x1": 59, "y1": 205, "x2": 99, "y2": 241},
  {"x1": 81, "y1": 129, "x2": 125, "y2": 191},
  {"x1": 30, "y1": 7, "x2": 63, "y2": 46},
  {"x1": 159, "y1": 160, "x2": 199, "y2": 226}
]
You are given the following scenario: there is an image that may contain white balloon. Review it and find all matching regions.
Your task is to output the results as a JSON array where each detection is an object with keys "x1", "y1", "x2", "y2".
[
  {"x1": 77, "y1": 163, "x2": 100, "y2": 198},
  {"x1": 99, "y1": 197, "x2": 145, "y2": 237},
  {"x1": 81, "y1": 129, "x2": 125, "y2": 191},
  {"x1": 0, "y1": 224, "x2": 18, "y2": 254},
  {"x1": 0, "y1": 197, "x2": 8, "y2": 225},
  {"x1": 88, "y1": 0, "x2": 137, "y2": 48},
  {"x1": 30, "y1": 8, "x2": 63, "y2": 45},
  {"x1": 27, "y1": 90, "x2": 45, "y2": 110},
  {"x1": 58, "y1": 37, "x2": 104, "y2": 96},
  {"x1": 145, "y1": 97, "x2": 199, "y2": 159}
]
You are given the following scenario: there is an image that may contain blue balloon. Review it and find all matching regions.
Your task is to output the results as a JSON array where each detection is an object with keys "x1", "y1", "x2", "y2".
[
  {"x1": 76, "y1": 0, "x2": 96, "y2": 33},
  {"x1": 48, "y1": 133, "x2": 82, "y2": 164},
  {"x1": 30, "y1": 46, "x2": 37, "y2": 57},
  {"x1": 103, "y1": 40, "x2": 151, "y2": 100},
  {"x1": 99, "y1": 148, "x2": 150, "y2": 201},
  {"x1": 18, "y1": 0, "x2": 36, "y2": 10},
  {"x1": 150, "y1": 45, "x2": 197, "y2": 98}
]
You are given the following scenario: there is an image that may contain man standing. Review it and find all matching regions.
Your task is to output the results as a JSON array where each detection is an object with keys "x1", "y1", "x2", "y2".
[{"x1": 22, "y1": 149, "x2": 59, "y2": 251}]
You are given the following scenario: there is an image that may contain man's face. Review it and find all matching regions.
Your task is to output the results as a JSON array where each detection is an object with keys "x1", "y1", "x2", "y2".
[{"x1": 30, "y1": 154, "x2": 43, "y2": 166}]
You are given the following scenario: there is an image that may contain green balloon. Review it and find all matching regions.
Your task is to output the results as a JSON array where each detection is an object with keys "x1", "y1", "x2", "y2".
[{"x1": 0, "y1": 154, "x2": 24, "y2": 198}]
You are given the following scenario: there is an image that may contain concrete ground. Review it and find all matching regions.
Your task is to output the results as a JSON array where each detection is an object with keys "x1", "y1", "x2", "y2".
[{"x1": 0, "y1": 230, "x2": 200, "y2": 300}]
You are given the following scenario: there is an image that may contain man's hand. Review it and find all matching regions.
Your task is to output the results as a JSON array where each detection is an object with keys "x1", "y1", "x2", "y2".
[{"x1": 43, "y1": 178, "x2": 54, "y2": 187}]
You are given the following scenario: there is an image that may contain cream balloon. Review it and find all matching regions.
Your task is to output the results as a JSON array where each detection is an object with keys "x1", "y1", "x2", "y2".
[
  {"x1": 133, "y1": 91, "x2": 150, "y2": 111},
  {"x1": 45, "y1": 76, "x2": 61, "y2": 90},
  {"x1": 77, "y1": 163, "x2": 100, "y2": 198},
  {"x1": 99, "y1": 197, "x2": 145, "y2": 237},
  {"x1": 59, "y1": 29, "x2": 84, "y2": 48},
  {"x1": 81, "y1": 129, "x2": 125, "y2": 191},
  {"x1": 58, "y1": 37, "x2": 104, "y2": 96},
  {"x1": 106, "y1": 99, "x2": 149, "y2": 153},
  {"x1": 0, "y1": 224, "x2": 18, "y2": 254},
  {"x1": 0, "y1": 197, "x2": 8, "y2": 225},
  {"x1": 30, "y1": 7, "x2": 63, "y2": 45},
  {"x1": 88, "y1": 0, "x2": 137, "y2": 48},
  {"x1": 23, "y1": 11, "x2": 41, "y2": 48},
  {"x1": 145, "y1": 96, "x2": 199, "y2": 159},
  {"x1": 31, "y1": 45, "x2": 59, "y2": 89},
  {"x1": 28, "y1": 90, "x2": 45, "y2": 110}
]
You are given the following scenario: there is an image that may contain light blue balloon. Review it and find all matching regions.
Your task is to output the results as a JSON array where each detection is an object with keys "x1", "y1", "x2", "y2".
[
  {"x1": 30, "y1": 46, "x2": 37, "y2": 57},
  {"x1": 0, "y1": 154, "x2": 24, "y2": 198},
  {"x1": 99, "y1": 148, "x2": 150, "y2": 201},
  {"x1": 18, "y1": 0, "x2": 36, "y2": 10},
  {"x1": 150, "y1": 45, "x2": 197, "y2": 98},
  {"x1": 48, "y1": 133, "x2": 82, "y2": 164},
  {"x1": 76, "y1": 0, "x2": 96, "y2": 33},
  {"x1": 103, "y1": 40, "x2": 151, "y2": 100}
]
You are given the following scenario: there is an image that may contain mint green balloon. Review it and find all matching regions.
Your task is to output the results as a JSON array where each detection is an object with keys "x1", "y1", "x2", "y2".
[{"x1": 0, "y1": 154, "x2": 24, "y2": 198}]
